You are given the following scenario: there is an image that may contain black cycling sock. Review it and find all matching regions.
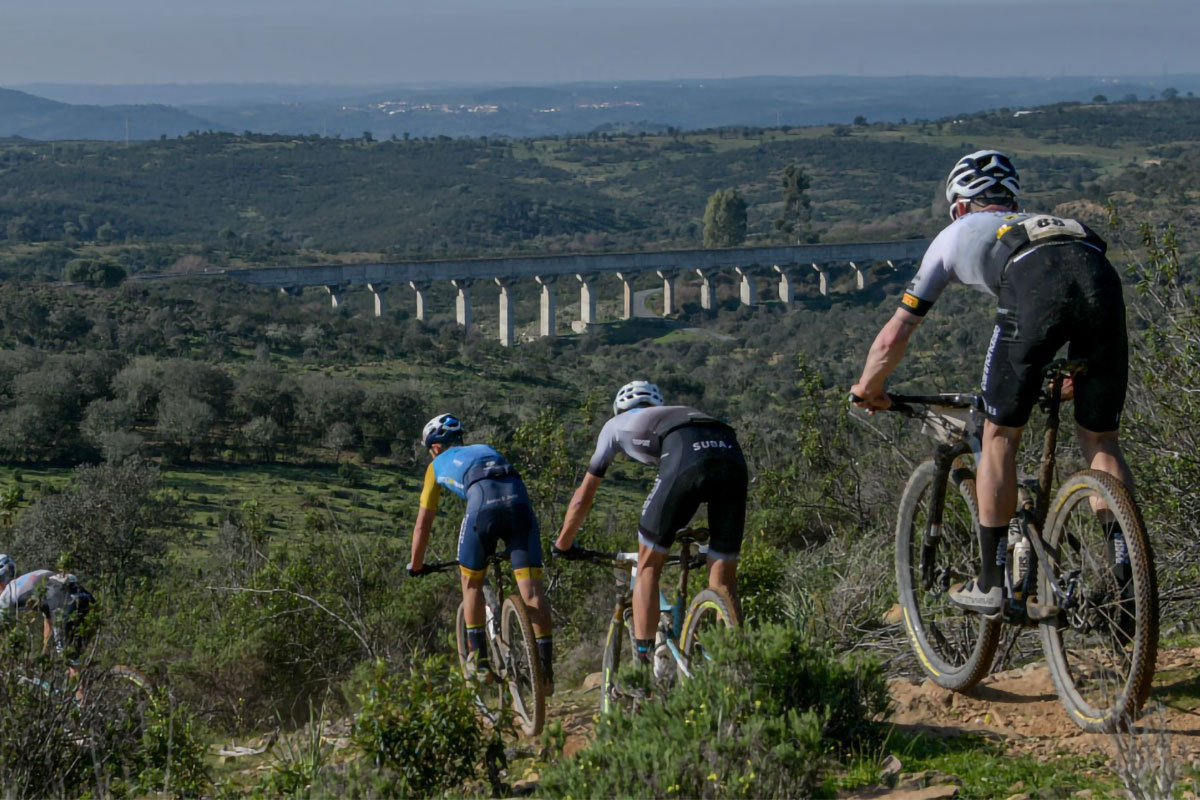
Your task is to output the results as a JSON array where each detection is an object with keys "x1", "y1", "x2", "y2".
[
  {"x1": 536, "y1": 635, "x2": 554, "y2": 683},
  {"x1": 977, "y1": 524, "x2": 1007, "y2": 593},
  {"x1": 467, "y1": 625, "x2": 490, "y2": 669},
  {"x1": 634, "y1": 638, "x2": 654, "y2": 665}
]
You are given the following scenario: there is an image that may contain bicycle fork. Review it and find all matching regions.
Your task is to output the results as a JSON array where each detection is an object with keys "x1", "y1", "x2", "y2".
[{"x1": 920, "y1": 443, "x2": 961, "y2": 592}]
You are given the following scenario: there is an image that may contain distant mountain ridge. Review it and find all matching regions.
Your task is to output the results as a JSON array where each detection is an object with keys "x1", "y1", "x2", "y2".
[
  {"x1": 0, "y1": 87, "x2": 219, "y2": 140},
  {"x1": 5, "y1": 75, "x2": 1198, "y2": 142}
]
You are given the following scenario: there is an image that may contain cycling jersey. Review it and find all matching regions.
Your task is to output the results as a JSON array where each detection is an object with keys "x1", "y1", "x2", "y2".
[
  {"x1": 421, "y1": 444, "x2": 542, "y2": 580},
  {"x1": 590, "y1": 406, "x2": 746, "y2": 559},
  {"x1": 900, "y1": 211, "x2": 1107, "y2": 316},
  {"x1": 587, "y1": 406, "x2": 729, "y2": 477},
  {"x1": 0, "y1": 570, "x2": 52, "y2": 613}
]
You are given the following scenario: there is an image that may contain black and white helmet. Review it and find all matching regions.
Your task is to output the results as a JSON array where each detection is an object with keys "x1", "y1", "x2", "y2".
[
  {"x1": 613, "y1": 381, "x2": 664, "y2": 415},
  {"x1": 0, "y1": 554, "x2": 14, "y2": 583},
  {"x1": 944, "y1": 150, "x2": 1021, "y2": 204},
  {"x1": 421, "y1": 413, "x2": 464, "y2": 448}
]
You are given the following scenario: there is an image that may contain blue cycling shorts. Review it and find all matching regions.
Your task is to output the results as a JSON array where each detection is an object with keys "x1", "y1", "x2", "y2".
[{"x1": 457, "y1": 475, "x2": 543, "y2": 581}]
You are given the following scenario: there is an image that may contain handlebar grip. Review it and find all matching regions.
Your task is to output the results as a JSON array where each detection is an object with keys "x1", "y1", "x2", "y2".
[{"x1": 848, "y1": 392, "x2": 864, "y2": 404}]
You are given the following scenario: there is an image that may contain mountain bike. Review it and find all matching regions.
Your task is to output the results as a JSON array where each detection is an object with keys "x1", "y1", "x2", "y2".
[
  {"x1": 11, "y1": 660, "x2": 156, "y2": 744},
  {"x1": 421, "y1": 554, "x2": 545, "y2": 737},
  {"x1": 874, "y1": 359, "x2": 1157, "y2": 732},
  {"x1": 566, "y1": 527, "x2": 741, "y2": 715}
]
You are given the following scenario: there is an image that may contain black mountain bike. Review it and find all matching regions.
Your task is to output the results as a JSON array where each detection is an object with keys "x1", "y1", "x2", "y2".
[
  {"x1": 876, "y1": 359, "x2": 1158, "y2": 732},
  {"x1": 421, "y1": 554, "x2": 545, "y2": 737}
]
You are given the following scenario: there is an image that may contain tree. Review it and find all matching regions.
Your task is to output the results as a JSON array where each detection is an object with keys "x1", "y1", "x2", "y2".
[
  {"x1": 64, "y1": 258, "x2": 127, "y2": 288},
  {"x1": 1092, "y1": 94, "x2": 1108, "y2": 104},
  {"x1": 702, "y1": 188, "x2": 748, "y2": 248},
  {"x1": 774, "y1": 162, "x2": 814, "y2": 243},
  {"x1": 853, "y1": 115, "x2": 868, "y2": 126},
  {"x1": 1162, "y1": 87, "x2": 1180, "y2": 101},
  {"x1": 6, "y1": 216, "x2": 35, "y2": 243},
  {"x1": 95, "y1": 222, "x2": 120, "y2": 243},
  {"x1": 9, "y1": 458, "x2": 179, "y2": 593}
]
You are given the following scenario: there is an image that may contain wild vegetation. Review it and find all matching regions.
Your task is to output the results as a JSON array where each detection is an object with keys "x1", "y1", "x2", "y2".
[{"x1": 0, "y1": 98, "x2": 1196, "y2": 796}]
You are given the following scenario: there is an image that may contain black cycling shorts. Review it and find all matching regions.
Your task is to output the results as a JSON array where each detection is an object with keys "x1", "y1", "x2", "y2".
[
  {"x1": 981, "y1": 242, "x2": 1128, "y2": 431},
  {"x1": 458, "y1": 475, "x2": 542, "y2": 579},
  {"x1": 638, "y1": 424, "x2": 748, "y2": 559},
  {"x1": 42, "y1": 580, "x2": 94, "y2": 655}
]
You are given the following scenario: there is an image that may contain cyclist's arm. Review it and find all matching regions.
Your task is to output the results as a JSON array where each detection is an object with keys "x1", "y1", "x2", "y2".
[
  {"x1": 410, "y1": 463, "x2": 441, "y2": 572},
  {"x1": 852, "y1": 307, "x2": 923, "y2": 406},
  {"x1": 555, "y1": 472, "x2": 603, "y2": 551}
]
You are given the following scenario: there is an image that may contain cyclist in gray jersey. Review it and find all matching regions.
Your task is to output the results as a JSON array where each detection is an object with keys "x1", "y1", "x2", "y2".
[
  {"x1": 0, "y1": 561, "x2": 95, "y2": 660},
  {"x1": 852, "y1": 150, "x2": 1134, "y2": 616},
  {"x1": 554, "y1": 381, "x2": 747, "y2": 666}
]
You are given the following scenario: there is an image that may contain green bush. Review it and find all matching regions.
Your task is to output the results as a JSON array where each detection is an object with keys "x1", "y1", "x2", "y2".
[
  {"x1": 540, "y1": 621, "x2": 890, "y2": 799},
  {"x1": 351, "y1": 656, "x2": 488, "y2": 797}
]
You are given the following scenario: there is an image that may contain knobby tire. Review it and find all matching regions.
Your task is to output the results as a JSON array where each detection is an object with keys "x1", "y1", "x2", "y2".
[
  {"x1": 500, "y1": 594, "x2": 544, "y2": 737},
  {"x1": 680, "y1": 585, "x2": 741, "y2": 666}
]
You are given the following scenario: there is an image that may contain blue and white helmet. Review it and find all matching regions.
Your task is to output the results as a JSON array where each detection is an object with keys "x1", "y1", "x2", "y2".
[
  {"x1": 613, "y1": 381, "x2": 665, "y2": 415},
  {"x1": 945, "y1": 150, "x2": 1021, "y2": 204},
  {"x1": 421, "y1": 413, "x2": 464, "y2": 448},
  {"x1": 0, "y1": 554, "x2": 14, "y2": 583}
]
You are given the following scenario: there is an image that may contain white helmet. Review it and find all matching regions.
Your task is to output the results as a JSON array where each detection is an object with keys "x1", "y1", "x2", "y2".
[
  {"x1": 421, "y1": 413, "x2": 464, "y2": 448},
  {"x1": 945, "y1": 150, "x2": 1021, "y2": 205},
  {"x1": 613, "y1": 381, "x2": 664, "y2": 415},
  {"x1": 0, "y1": 554, "x2": 14, "y2": 583}
]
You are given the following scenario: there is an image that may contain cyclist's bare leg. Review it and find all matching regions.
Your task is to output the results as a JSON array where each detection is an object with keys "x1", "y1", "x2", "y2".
[
  {"x1": 1076, "y1": 425, "x2": 1134, "y2": 519},
  {"x1": 515, "y1": 577, "x2": 551, "y2": 638},
  {"x1": 706, "y1": 557, "x2": 742, "y2": 621},
  {"x1": 977, "y1": 420, "x2": 1023, "y2": 526},
  {"x1": 459, "y1": 571, "x2": 488, "y2": 628},
  {"x1": 633, "y1": 545, "x2": 668, "y2": 642}
]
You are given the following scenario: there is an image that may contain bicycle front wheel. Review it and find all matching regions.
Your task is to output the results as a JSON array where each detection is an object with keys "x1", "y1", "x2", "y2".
[
  {"x1": 1039, "y1": 470, "x2": 1158, "y2": 732},
  {"x1": 895, "y1": 459, "x2": 1000, "y2": 691},
  {"x1": 500, "y1": 594, "x2": 544, "y2": 737},
  {"x1": 599, "y1": 602, "x2": 637, "y2": 716},
  {"x1": 681, "y1": 585, "x2": 740, "y2": 668},
  {"x1": 86, "y1": 665, "x2": 155, "y2": 737}
]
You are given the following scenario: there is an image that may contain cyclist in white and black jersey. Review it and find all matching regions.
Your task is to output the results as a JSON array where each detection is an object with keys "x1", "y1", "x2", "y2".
[
  {"x1": 554, "y1": 381, "x2": 747, "y2": 666},
  {"x1": 852, "y1": 150, "x2": 1134, "y2": 616},
  {"x1": 0, "y1": 558, "x2": 96, "y2": 661}
]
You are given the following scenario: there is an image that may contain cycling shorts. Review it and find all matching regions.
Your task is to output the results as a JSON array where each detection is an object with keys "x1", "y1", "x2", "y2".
[
  {"x1": 42, "y1": 580, "x2": 94, "y2": 656},
  {"x1": 457, "y1": 475, "x2": 543, "y2": 580},
  {"x1": 638, "y1": 424, "x2": 748, "y2": 560},
  {"x1": 982, "y1": 241, "x2": 1128, "y2": 431}
]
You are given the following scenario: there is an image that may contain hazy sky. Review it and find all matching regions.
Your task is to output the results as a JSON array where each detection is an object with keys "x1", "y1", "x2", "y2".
[{"x1": 3, "y1": 0, "x2": 1197, "y2": 85}]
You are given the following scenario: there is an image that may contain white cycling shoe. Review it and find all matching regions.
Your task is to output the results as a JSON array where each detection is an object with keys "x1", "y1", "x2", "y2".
[{"x1": 948, "y1": 579, "x2": 1002, "y2": 617}]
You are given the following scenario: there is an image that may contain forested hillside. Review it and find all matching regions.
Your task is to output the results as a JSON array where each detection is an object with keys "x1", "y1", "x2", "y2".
[{"x1": 0, "y1": 98, "x2": 1197, "y2": 796}]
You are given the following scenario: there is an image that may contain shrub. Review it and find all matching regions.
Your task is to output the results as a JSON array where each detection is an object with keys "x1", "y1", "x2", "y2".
[
  {"x1": 351, "y1": 656, "x2": 487, "y2": 797},
  {"x1": 540, "y1": 620, "x2": 890, "y2": 799}
]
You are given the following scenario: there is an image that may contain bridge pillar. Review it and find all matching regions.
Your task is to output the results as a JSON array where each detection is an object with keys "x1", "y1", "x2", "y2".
[
  {"x1": 408, "y1": 280, "x2": 430, "y2": 321},
  {"x1": 656, "y1": 269, "x2": 679, "y2": 316},
  {"x1": 772, "y1": 266, "x2": 795, "y2": 305},
  {"x1": 812, "y1": 263, "x2": 829, "y2": 296},
  {"x1": 451, "y1": 279, "x2": 473, "y2": 328},
  {"x1": 536, "y1": 275, "x2": 557, "y2": 337},
  {"x1": 575, "y1": 273, "x2": 598, "y2": 332},
  {"x1": 280, "y1": 286, "x2": 303, "y2": 297},
  {"x1": 735, "y1": 267, "x2": 757, "y2": 307},
  {"x1": 616, "y1": 271, "x2": 637, "y2": 320},
  {"x1": 696, "y1": 269, "x2": 719, "y2": 310},
  {"x1": 324, "y1": 285, "x2": 344, "y2": 309},
  {"x1": 850, "y1": 261, "x2": 870, "y2": 290},
  {"x1": 367, "y1": 283, "x2": 388, "y2": 317},
  {"x1": 495, "y1": 277, "x2": 514, "y2": 347}
]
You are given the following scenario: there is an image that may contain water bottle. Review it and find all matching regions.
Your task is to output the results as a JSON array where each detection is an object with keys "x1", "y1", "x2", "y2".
[
  {"x1": 1012, "y1": 537, "x2": 1031, "y2": 597},
  {"x1": 652, "y1": 628, "x2": 673, "y2": 681}
]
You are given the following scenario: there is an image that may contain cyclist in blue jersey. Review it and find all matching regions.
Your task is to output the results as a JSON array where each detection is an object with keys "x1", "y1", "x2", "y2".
[
  {"x1": 407, "y1": 414, "x2": 554, "y2": 693},
  {"x1": 852, "y1": 150, "x2": 1134, "y2": 616}
]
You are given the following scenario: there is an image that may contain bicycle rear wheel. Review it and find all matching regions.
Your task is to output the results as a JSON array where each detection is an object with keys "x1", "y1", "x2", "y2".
[
  {"x1": 599, "y1": 601, "x2": 640, "y2": 716},
  {"x1": 500, "y1": 595, "x2": 544, "y2": 737},
  {"x1": 680, "y1": 585, "x2": 740, "y2": 668},
  {"x1": 86, "y1": 665, "x2": 155, "y2": 738},
  {"x1": 895, "y1": 459, "x2": 1000, "y2": 691},
  {"x1": 1039, "y1": 470, "x2": 1157, "y2": 732}
]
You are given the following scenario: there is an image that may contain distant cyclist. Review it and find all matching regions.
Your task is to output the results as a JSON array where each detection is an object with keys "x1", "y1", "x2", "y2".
[
  {"x1": 0, "y1": 556, "x2": 96, "y2": 662},
  {"x1": 851, "y1": 150, "x2": 1134, "y2": 616},
  {"x1": 554, "y1": 381, "x2": 747, "y2": 666},
  {"x1": 407, "y1": 414, "x2": 555, "y2": 693}
]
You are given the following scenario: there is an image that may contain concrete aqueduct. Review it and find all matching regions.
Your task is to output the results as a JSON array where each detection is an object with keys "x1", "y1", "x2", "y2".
[{"x1": 222, "y1": 240, "x2": 931, "y2": 345}]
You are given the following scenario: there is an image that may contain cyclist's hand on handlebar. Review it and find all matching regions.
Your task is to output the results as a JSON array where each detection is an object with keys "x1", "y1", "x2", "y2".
[
  {"x1": 551, "y1": 543, "x2": 585, "y2": 561},
  {"x1": 406, "y1": 561, "x2": 426, "y2": 578},
  {"x1": 1057, "y1": 375, "x2": 1076, "y2": 401},
  {"x1": 849, "y1": 384, "x2": 892, "y2": 413}
]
